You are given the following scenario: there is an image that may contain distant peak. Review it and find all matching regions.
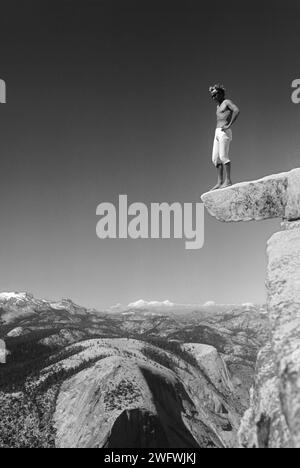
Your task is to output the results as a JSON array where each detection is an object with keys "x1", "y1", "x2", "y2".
[{"x1": 0, "y1": 292, "x2": 33, "y2": 301}]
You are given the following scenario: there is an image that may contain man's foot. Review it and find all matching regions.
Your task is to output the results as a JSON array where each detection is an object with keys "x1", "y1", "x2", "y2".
[
  {"x1": 210, "y1": 182, "x2": 223, "y2": 191},
  {"x1": 221, "y1": 181, "x2": 233, "y2": 188}
]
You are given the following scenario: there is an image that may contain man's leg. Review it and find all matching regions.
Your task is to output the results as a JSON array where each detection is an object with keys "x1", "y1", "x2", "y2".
[
  {"x1": 219, "y1": 132, "x2": 233, "y2": 187},
  {"x1": 223, "y1": 162, "x2": 232, "y2": 188},
  {"x1": 211, "y1": 135, "x2": 223, "y2": 190},
  {"x1": 210, "y1": 164, "x2": 224, "y2": 191}
]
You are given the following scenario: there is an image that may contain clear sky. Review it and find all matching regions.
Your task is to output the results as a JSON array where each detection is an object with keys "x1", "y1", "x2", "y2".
[{"x1": 0, "y1": 0, "x2": 299, "y2": 309}]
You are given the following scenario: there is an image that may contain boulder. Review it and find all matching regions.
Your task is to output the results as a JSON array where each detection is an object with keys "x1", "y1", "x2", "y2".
[{"x1": 7, "y1": 327, "x2": 24, "y2": 338}]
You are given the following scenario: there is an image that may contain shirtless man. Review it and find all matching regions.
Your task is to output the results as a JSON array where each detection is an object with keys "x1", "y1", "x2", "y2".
[{"x1": 209, "y1": 84, "x2": 240, "y2": 190}]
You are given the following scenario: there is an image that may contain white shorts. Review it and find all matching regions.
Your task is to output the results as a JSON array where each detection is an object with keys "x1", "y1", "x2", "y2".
[{"x1": 212, "y1": 128, "x2": 232, "y2": 166}]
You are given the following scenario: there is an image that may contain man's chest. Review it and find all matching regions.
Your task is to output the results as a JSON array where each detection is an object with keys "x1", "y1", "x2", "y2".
[{"x1": 216, "y1": 104, "x2": 231, "y2": 118}]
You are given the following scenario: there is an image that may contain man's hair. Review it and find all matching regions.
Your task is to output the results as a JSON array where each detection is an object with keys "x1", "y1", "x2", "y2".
[{"x1": 209, "y1": 83, "x2": 226, "y2": 95}]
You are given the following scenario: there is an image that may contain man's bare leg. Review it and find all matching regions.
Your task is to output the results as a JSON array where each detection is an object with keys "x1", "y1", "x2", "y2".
[
  {"x1": 210, "y1": 164, "x2": 224, "y2": 191},
  {"x1": 222, "y1": 162, "x2": 232, "y2": 188}
]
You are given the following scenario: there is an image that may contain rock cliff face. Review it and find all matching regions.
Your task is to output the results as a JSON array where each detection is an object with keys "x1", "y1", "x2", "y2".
[
  {"x1": 238, "y1": 342, "x2": 290, "y2": 448},
  {"x1": 182, "y1": 344, "x2": 234, "y2": 395},
  {"x1": 49, "y1": 339, "x2": 240, "y2": 448},
  {"x1": 266, "y1": 221, "x2": 300, "y2": 447},
  {"x1": 201, "y1": 168, "x2": 300, "y2": 448}
]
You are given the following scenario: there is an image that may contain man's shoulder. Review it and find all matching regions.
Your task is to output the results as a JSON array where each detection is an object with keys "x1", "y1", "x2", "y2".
[
  {"x1": 218, "y1": 99, "x2": 232, "y2": 110},
  {"x1": 224, "y1": 98, "x2": 239, "y2": 110}
]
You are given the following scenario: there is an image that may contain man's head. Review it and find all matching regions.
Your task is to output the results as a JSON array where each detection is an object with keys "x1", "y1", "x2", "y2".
[{"x1": 209, "y1": 83, "x2": 226, "y2": 103}]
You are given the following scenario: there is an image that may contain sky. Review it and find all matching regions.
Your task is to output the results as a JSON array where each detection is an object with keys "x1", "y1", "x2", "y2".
[{"x1": 0, "y1": 0, "x2": 299, "y2": 310}]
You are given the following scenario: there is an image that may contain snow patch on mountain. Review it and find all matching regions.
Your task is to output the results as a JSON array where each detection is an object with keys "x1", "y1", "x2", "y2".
[{"x1": 0, "y1": 292, "x2": 33, "y2": 303}]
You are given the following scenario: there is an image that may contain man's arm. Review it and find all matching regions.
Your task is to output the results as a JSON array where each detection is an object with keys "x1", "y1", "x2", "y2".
[{"x1": 222, "y1": 100, "x2": 240, "y2": 130}]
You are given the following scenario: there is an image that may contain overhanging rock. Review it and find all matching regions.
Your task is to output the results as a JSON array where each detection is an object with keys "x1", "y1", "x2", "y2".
[{"x1": 201, "y1": 168, "x2": 300, "y2": 222}]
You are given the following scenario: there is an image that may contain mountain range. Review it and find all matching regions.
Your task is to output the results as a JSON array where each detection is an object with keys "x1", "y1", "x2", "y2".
[{"x1": 0, "y1": 292, "x2": 269, "y2": 448}]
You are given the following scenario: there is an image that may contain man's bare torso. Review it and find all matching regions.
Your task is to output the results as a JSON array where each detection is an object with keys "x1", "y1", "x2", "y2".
[{"x1": 216, "y1": 100, "x2": 233, "y2": 128}]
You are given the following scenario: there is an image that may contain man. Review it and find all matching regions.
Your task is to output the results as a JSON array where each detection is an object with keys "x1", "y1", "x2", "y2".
[{"x1": 209, "y1": 84, "x2": 240, "y2": 190}]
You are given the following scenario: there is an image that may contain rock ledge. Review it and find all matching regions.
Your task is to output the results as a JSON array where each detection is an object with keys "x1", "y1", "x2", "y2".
[{"x1": 201, "y1": 168, "x2": 300, "y2": 222}]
